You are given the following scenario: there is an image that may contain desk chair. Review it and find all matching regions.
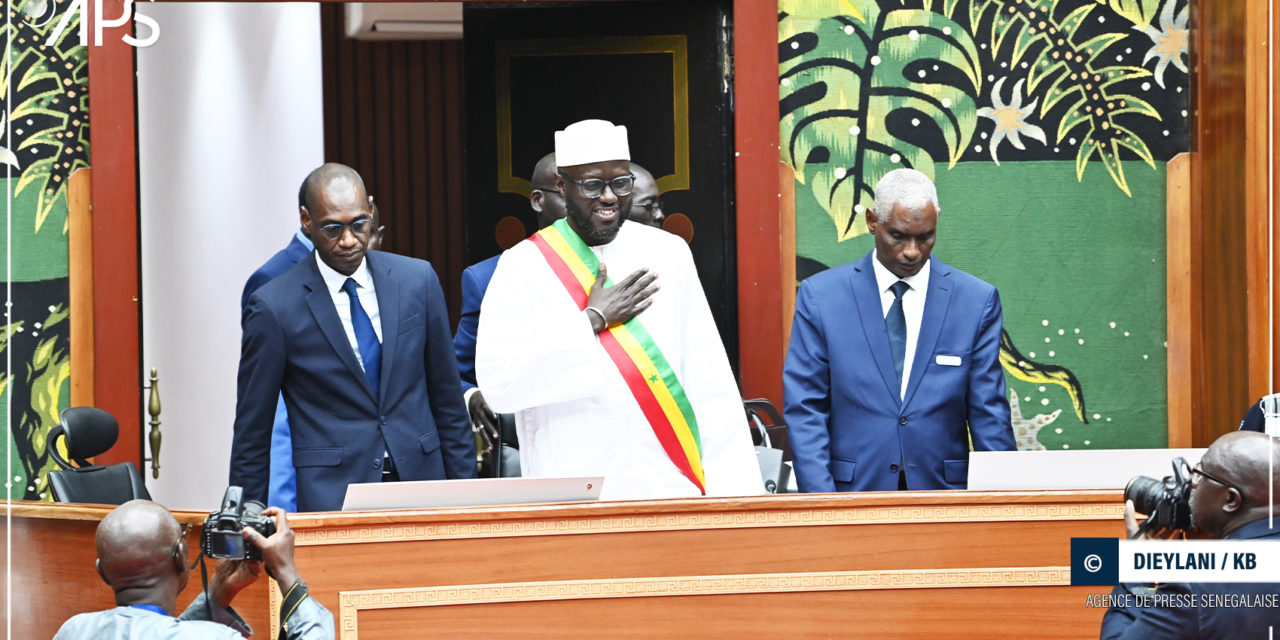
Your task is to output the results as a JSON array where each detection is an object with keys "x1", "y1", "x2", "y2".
[
  {"x1": 745, "y1": 398, "x2": 793, "y2": 493},
  {"x1": 47, "y1": 407, "x2": 151, "y2": 505}
]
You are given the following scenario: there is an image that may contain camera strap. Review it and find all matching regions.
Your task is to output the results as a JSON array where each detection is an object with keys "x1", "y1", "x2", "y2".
[
  {"x1": 194, "y1": 550, "x2": 214, "y2": 624},
  {"x1": 1132, "y1": 519, "x2": 1154, "y2": 540},
  {"x1": 278, "y1": 579, "x2": 311, "y2": 640}
]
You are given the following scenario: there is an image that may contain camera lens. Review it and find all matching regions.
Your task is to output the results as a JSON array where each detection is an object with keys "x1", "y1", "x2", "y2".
[
  {"x1": 1125, "y1": 475, "x2": 1167, "y2": 516},
  {"x1": 242, "y1": 500, "x2": 265, "y2": 519}
]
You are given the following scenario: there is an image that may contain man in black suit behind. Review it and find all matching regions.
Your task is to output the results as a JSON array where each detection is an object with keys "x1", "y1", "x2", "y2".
[
  {"x1": 231, "y1": 163, "x2": 474, "y2": 512},
  {"x1": 1100, "y1": 431, "x2": 1280, "y2": 639}
]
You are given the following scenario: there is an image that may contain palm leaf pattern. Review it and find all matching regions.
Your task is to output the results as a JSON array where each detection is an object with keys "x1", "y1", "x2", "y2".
[
  {"x1": 781, "y1": 1, "x2": 981, "y2": 241},
  {"x1": 1100, "y1": 0, "x2": 1161, "y2": 27},
  {"x1": 972, "y1": 0, "x2": 1159, "y2": 195},
  {"x1": 3, "y1": 1, "x2": 86, "y2": 500},
  {"x1": 2, "y1": 0, "x2": 89, "y2": 232}
]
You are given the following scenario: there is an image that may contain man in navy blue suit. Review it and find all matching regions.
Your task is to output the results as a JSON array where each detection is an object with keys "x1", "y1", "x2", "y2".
[
  {"x1": 232, "y1": 163, "x2": 474, "y2": 512},
  {"x1": 1100, "y1": 431, "x2": 1280, "y2": 639},
  {"x1": 454, "y1": 152, "x2": 565, "y2": 434},
  {"x1": 784, "y1": 168, "x2": 1014, "y2": 492},
  {"x1": 240, "y1": 192, "x2": 383, "y2": 512}
]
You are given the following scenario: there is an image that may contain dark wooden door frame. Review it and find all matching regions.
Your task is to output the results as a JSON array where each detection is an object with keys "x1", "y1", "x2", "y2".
[{"x1": 84, "y1": 0, "x2": 783, "y2": 467}]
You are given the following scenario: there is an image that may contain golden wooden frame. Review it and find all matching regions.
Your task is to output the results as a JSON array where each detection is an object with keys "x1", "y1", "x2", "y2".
[{"x1": 494, "y1": 35, "x2": 690, "y2": 197}]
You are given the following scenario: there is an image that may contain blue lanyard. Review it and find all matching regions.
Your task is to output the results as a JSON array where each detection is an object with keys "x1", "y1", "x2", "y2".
[{"x1": 129, "y1": 604, "x2": 170, "y2": 617}]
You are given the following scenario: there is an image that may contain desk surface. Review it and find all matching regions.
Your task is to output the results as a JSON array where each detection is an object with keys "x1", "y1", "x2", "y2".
[{"x1": 5, "y1": 490, "x2": 1123, "y2": 639}]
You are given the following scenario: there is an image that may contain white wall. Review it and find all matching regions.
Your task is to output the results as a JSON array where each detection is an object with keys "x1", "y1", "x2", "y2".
[{"x1": 137, "y1": 2, "x2": 324, "y2": 510}]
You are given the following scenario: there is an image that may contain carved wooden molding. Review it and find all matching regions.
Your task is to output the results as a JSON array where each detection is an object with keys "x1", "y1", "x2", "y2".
[
  {"x1": 268, "y1": 578, "x2": 281, "y2": 639},
  {"x1": 299, "y1": 503, "x2": 1122, "y2": 546},
  {"x1": 336, "y1": 567, "x2": 1070, "y2": 639}
]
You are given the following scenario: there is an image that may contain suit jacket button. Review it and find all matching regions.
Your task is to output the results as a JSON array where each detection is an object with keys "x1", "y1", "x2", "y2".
[
  {"x1": 898, "y1": 416, "x2": 908, "y2": 425},
  {"x1": 373, "y1": 458, "x2": 383, "y2": 469},
  {"x1": 890, "y1": 464, "x2": 899, "y2": 473},
  {"x1": 380, "y1": 416, "x2": 389, "y2": 425}
]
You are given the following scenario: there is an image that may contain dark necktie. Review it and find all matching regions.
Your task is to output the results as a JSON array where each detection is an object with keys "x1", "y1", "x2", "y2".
[
  {"x1": 886, "y1": 280, "x2": 910, "y2": 393},
  {"x1": 342, "y1": 278, "x2": 381, "y2": 396}
]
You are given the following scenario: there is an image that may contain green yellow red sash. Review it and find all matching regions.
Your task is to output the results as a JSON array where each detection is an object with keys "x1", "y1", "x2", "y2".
[{"x1": 530, "y1": 219, "x2": 705, "y2": 494}]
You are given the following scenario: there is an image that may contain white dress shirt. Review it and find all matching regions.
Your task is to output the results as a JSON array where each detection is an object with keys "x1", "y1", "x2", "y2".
[
  {"x1": 314, "y1": 252, "x2": 382, "y2": 370},
  {"x1": 870, "y1": 253, "x2": 930, "y2": 399}
]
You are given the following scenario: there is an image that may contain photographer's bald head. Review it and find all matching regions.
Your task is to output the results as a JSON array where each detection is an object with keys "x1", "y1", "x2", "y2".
[
  {"x1": 95, "y1": 500, "x2": 190, "y2": 609},
  {"x1": 56, "y1": 497, "x2": 332, "y2": 639},
  {"x1": 1190, "y1": 431, "x2": 1280, "y2": 539}
]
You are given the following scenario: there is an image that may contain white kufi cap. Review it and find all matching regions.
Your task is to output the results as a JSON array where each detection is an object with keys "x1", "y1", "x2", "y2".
[{"x1": 554, "y1": 119, "x2": 630, "y2": 167}]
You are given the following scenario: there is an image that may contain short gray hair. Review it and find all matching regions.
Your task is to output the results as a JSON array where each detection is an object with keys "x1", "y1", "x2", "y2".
[{"x1": 872, "y1": 168, "x2": 940, "y2": 218}]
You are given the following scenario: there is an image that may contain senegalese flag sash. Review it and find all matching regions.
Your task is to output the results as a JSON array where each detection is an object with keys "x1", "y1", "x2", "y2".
[{"x1": 530, "y1": 219, "x2": 706, "y2": 494}]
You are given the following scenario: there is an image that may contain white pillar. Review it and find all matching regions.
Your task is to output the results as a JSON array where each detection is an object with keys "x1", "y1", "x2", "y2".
[{"x1": 136, "y1": 2, "x2": 324, "y2": 510}]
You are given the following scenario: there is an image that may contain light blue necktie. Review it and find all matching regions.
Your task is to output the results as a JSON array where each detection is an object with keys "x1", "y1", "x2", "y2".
[
  {"x1": 342, "y1": 278, "x2": 381, "y2": 396},
  {"x1": 886, "y1": 280, "x2": 910, "y2": 391}
]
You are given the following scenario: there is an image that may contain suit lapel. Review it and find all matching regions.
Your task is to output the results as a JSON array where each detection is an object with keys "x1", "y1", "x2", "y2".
[
  {"x1": 303, "y1": 258, "x2": 377, "y2": 403},
  {"x1": 902, "y1": 257, "x2": 952, "y2": 408},
  {"x1": 850, "y1": 254, "x2": 902, "y2": 407},
  {"x1": 370, "y1": 253, "x2": 400, "y2": 404}
]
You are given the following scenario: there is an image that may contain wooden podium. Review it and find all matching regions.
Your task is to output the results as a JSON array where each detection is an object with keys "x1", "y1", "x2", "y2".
[{"x1": 6, "y1": 490, "x2": 1123, "y2": 639}]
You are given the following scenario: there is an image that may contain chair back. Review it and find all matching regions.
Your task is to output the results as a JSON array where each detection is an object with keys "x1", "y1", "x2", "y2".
[
  {"x1": 744, "y1": 398, "x2": 792, "y2": 461},
  {"x1": 46, "y1": 407, "x2": 151, "y2": 505}
]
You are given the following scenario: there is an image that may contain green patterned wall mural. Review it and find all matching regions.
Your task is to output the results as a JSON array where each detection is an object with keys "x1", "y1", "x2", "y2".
[
  {"x1": 3, "y1": 0, "x2": 89, "y2": 500},
  {"x1": 780, "y1": 0, "x2": 1188, "y2": 449}
]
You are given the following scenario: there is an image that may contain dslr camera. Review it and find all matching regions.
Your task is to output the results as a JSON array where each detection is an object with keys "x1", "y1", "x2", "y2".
[
  {"x1": 202, "y1": 486, "x2": 276, "y2": 561},
  {"x1": 1124, "y1": 457, "x2": 1194, "y2": 535}
]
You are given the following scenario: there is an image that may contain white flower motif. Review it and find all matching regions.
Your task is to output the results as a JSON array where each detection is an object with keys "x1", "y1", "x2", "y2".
[
  {"x1": 0, "y1": 115, "x2": 20, "y2": 171},
  {"x1": 976, "y1": 77, "x2": 1046, "y2": 166},
  {"x1": 1136, "y1": 0, "x2": 1189, "y2": 89}
]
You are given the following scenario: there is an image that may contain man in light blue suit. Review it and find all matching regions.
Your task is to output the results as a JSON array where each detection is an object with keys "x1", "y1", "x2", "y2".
[
  {"x1": 784, "y1": 168, "x2": 1014, "y2": 492},
  {"x1": 241, "y1": 191, "x2": 382, "y2": 512},
  {"x1": 454, "y1": 152, "x2": 565, "y2": 431}
]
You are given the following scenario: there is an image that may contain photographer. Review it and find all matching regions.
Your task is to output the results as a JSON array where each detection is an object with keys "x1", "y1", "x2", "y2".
[
  {"x1": 1100, "y1": 431, "x2": 1280, "y2": 639},
  {"x1": 55, "y1": 499, "x2": 333, "y2": 639}
]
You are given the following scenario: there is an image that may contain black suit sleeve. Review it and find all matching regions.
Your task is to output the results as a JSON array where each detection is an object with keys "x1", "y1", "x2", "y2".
[
  {"x1": 241, "y1": 269, "x2": 272, "y2": 320},
  {"x1": 230, "y1": 293, "x2": 288, "y2": 503},
  {"x1": 1099, "y1": 583, "x2": 1196, "y2": 640},
  {"x1": 421, "y1": 264, "x2": 478, "y2": 479},
  {"x1": 453, "y1": 266, "x2": 482, "y2": 391}
]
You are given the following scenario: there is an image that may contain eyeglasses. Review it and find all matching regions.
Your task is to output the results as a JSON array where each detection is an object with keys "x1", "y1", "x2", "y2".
[
  {"x1": 1191, "y1": 463, "x2": 1246, "y2": 502},
  {"x1": 558, "y1": 173, "x2": 636, "y2": 199},
  {"x1": 532, "y1": 185, "x2": 561, "y2": 194},
  {"x1": 634, "y1": 199, "x2": 664, "y2": 213},
  {"x1": 172, "y1": 522, "x2": 192, "y2": 563},
  {"x1": 318, "y1": 218, "x2": 375, "y2": 241}
]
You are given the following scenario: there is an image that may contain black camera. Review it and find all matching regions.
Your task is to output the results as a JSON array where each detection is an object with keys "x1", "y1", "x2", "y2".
[
  {"x1": 202, "y1": 486, "x2": 275, "y2": 561},
  {"x1": 1124, "y1": 457, "x2": 1194, "y2": 534}
]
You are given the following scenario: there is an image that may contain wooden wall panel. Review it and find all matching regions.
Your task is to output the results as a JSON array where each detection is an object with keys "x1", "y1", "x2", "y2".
[
  {"x1": 86, "y1": 0, "x2": 142, "y2": 466},
  {"x1": 733, "y1": 0, "x2": 785, "y2": 405},
  {"x1": 1166, "y1": 154, "x2": 1192, "y2": 447},
  {"x1": 1245, "y1": 0, "x2": 1273, "y2": 401},
  {"x1": 287, "y1": 490, "x2": 1120, "y2": 639},
  {"x1": 1274, "y1": 0, "x2": 1280, "y2": 391},
  {"x1": 1190, "y1": 1, "x2": 1252, "y2": 445},
  {"x1": 69, "y1": 169, "x2": 96, "y2": 407},
  {"x1": 319, "y1": 6, "x2": 468, "y2": 324},
  {"x1": 354, "y1": 587, "x2": 1100, "y2": 640}
]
